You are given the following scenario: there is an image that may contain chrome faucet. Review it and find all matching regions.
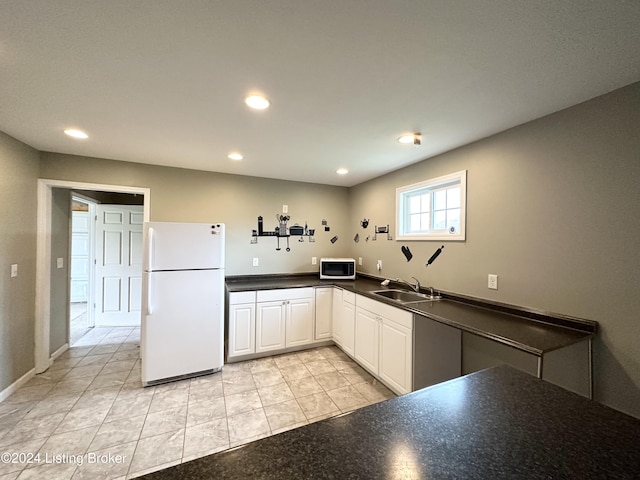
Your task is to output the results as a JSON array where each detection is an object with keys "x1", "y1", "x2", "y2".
[{"x1": 396, "y1": 277, "x2": 421, "y2": 293}]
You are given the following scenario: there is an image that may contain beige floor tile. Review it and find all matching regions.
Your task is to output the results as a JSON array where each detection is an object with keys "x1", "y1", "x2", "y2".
[
  {"x1": 225, "y1": 390, "x2": 262, "y2": 416},
  {"x1": 148, "y1": 388, "x2": 189, "y2": 414},
  {"x1": 257, "y1": 383, "x2": 295, "y2": 406},
  {"x1": 264, "y1": 400, "x2": 307, "y2": 431},
  {"x1": 76, "y1": 354, "x2": 113, "y2": 368},
  {"x1": 325, "y1": 385, "x2": 369, "y2": 411},
  {"x1": 73, "y1": 387, "x2": 120, "y2": 411},
  {"x1": 304, "y1": 359, "x2": 337, "y2": 376},
  {"x1": 287, "y1": 376, "x2": 324, "y2": 398},
  {"x1": 73, "y1": 440, "x2": 136, "y2": 480},
  {"x1": 0, "y1": 412, "x2": 66, "y2": 447},
  {"x1": 188, "y1": 382, "x2": 223, "y2": 404},
  {"x1": 279, "y1": 364, "x2": 312, "y2": 382},
  {"x1": 39, "y1": 425, "x2": 99, "y2": 457},
  {"x1": 105, "y1": 394, "x2": 152, "y2": 423},
  {"x1": 47, "y1": 377, "x2": 94, "y2": 397},
  {"x1": 140, "y1": 406, "x2": 187, "y2": 439},
  {"x1": 273, "y1": 353, "x2": 302, "y2": 369},
  {"x1": 221, "y1": 373, "x2": 256, "y2": 396},
  {"x1": 63, "y1": 365, "x2": 104, "y2": 381},
  {"x1": 296, "y1": 349, "x2": 326, "y2": 363},
  {"x1": 186, "y1": 397, "x2": 226, "y2": 427},
  {"x1": 226, "y1": 409, "x2": 270, "y2": 444},
  {"x1": 353, "y1": 380, "x2": 394, "y2": 402},
  {"x1": 252, "y1": 369, "x2": 285, "y2": 388},
  {"x1": 296, "y1": 392, "x2": 340, "y2": 420},
  {"x1": 15, "y1": 462, "x2": 77, "y2": 480},
  {"x1": 99, "y1": 360, "x2": 136, "y2": 375},
  {"x1": 89, "y1": 414, "x2": 145, "y2": 452},
  {"x1": 128, "y1": 429, "x2": 184, "y2": 474},
  {"x1": 23, "y1": 393, "x2": 82, "y2": 420},
  {"x1": 0, "y1": 438, "x2": 47, "y2": 476},
  {"x1": 55, "y1": 405, "x2": 110, "y2": 434},
  {"x1": 3, "y1": 384, "x2": 54, "y2": 405},
  {"x1": 183, "y1": 417, "x2": 229, "y2": 458},
  {"x1": 313, "y1": 371, "x2": 350, "y2": 390}
]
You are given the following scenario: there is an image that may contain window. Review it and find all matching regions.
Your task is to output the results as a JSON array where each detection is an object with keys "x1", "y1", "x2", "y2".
[{"x1": 396, "y1": 170, "x2": 466, "y2": 241}]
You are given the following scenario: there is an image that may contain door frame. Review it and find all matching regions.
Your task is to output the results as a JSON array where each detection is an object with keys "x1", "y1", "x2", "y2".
[
  {"x1": 70, "y1": 194, "x2": 97, "y2": 329},
  {"x1": 36, "y1": 179, "x2": 150, "y2": 373}
]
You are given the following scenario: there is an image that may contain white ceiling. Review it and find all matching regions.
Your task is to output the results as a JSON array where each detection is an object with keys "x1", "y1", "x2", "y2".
[{"x1": 1, "y1": 1, "x2": 639, "y2": 187}]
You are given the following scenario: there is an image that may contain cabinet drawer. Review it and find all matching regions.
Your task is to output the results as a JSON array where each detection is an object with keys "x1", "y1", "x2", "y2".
[
  {"x1": 229, "y1": 291, "x2": 256, "y2": 305},
  {"x1": 342, "y1": 290, "x2": 356, "y2": 304},
  {"x1": 356, "y1": 295, "x2": 413, "y2": 329},
  {"x1": 257, "y1": 287, "x2": 314, "y2": 302}
]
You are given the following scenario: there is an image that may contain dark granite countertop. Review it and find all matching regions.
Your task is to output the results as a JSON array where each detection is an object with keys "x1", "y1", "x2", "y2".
[
  {"x1": 226, "y1": 274, "x2": 595, "y2": 356},
  {"x1": 140, "y1": 365, "x2": 640, "y2": 480}
]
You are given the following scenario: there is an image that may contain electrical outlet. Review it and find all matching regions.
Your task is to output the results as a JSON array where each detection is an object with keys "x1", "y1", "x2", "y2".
[
  {"x1": 377, "y1": 260, "x2": 382, "y2": 271},
  {"x1": 57, "y1": 257, "x2": 64, "y2": 269},
  {"x1": 282, "y1": 204, "x2": 288, "y2": 213},
  {"x1": 253, "y1": 258, "x2": 259, "y2": 267},
  {"x1": 358, "y1": 257, "x2": 363, "y2": 266},
  {"x1": 10, "y1": 264, "x2": 18, "y2": 278},
  {"x1": 488, "y1": 274, "x2": 498, "y2": 290},
  {"x1": 311, "y1": 257, "x2": 317, "y2": 265}
]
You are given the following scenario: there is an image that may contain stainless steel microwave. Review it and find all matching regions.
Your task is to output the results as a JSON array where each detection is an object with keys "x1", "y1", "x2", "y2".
[{"x1": 320, "y1": 258, "x2": 356, "y2": 280}]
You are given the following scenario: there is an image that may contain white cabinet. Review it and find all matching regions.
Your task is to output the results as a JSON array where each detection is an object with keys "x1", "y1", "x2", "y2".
[
  {"x1": 334, "y1": 289, "x2": 356, "y2": 357},
  {"x1": 256, "y1": 300, "x2": 287, "y2": 353},
  {"x1": 315, "y1": 287, "x2": 333, "y2": 340},
  {"x1": 355, "y1": 295, "x2": 413, "y2": 395},
  {"x1": 354, "y1": 306, "x2": 379, "y2": 373},
  {"x1": 256, "y1": 288, "x2": 315, "y2": 353},
  {"x1": 228, "y1": 291, "x2": 256, "y2": 359}
]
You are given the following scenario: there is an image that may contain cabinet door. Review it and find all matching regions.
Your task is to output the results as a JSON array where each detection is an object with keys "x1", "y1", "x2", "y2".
[
  {"x1": 256, "y1": 301, "x2": 286, "y2": 353},
  {"x1": 332, "y1": 288, "x2": 343, "y2": 346},
  {"x1": 286, "y1": 297, "x2": 315, "y2": 347},
  {"x1": 315, "y1": 288, "x2": 333, "y2": 340},
  {"x1": 379, "y1": 318, "x2": 412, "y2": 394},
  {"x1": 341, "y1": 298, "x2": 356, "y2": 357},
  {"x1": 354, "y1": 307, "x2": 379, "y2": 375},
  {"x1": 228, "y1": 303, "x2": 256, "y2": 358}
]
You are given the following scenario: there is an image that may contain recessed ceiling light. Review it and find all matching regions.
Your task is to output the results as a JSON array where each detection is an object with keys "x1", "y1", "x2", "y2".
[
  {"x1": 245, "y1": 95, "x2": 270, "y2": 110},
  {"x1": 64, "y1": 129, "x2": 88, "y2": 139},
  {"x1": 336, "y1": 167, "x2": 349, "y2": 175},
  {"x1": 228, "y1": 153, "x2": 243, "y2": 161},
  {"x1": 398, "y1": 133, "x2": 421, "y2": 145}
]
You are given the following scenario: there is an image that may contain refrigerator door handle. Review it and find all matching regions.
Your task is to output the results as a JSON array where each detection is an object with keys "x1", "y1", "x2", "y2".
[
  {"x1": 148, "y1": 227, "x2": 155, "y2": 272},
  {"x1": 147, "y1": 274, "x2": 153, "y2": 315}
]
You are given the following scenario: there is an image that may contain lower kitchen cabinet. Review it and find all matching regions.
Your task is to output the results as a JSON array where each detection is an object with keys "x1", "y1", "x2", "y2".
[
  {"x1": 228, "y1": 291, "x2": 256, "y2": 359},
  {"x1": 355, "y1": 295, "x2": 414, "y2": 395},
  {"x1": 331, "y1": 288, "x2": 357, "y2": 357},
  {"x1": 315, "y1": 287, "x2": 334, "y2": 340},
  {"x1": 286, "y1": 296, "x2": 315, "y2": 347},
  {"x1": 256, "y1": 300, "x2": 287, "y2": 353}
]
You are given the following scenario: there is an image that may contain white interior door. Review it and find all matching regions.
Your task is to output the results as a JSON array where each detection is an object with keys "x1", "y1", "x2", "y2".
[
  {"x1": 70, "y1": 210, "x2": 90, "y2": 302},
  {"x1": 95, "y1": 205, "x2": 144, "y2": 326}
]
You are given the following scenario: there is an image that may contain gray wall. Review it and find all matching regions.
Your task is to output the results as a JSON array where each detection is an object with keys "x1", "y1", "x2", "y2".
[
  {"x1": 39, "y1": 156, "x2": 351, "y2": 276},
  {"x1": 348, "y1": 81, "x2": 640, "y2": 417},
  {"x1": 49, "y1": 188, "x2": 70, "y2": 355},
  {"x1": 0, "y1": 131, "x2": 39, "y2": 392}
]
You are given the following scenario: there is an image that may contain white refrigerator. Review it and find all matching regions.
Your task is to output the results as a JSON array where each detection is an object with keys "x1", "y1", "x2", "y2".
[{"x1": 141, "y1": 222, "x2": 225, "y2": 386}]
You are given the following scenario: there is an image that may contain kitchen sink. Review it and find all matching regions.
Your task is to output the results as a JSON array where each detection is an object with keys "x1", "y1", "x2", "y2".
[{"x1": 371, "y1": 289, "x2": 440, "y2": 303}]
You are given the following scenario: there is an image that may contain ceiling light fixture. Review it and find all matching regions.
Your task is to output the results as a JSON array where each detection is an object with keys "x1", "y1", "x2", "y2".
[
  {"x1": 336, "y1": 167, "x2": 349, "y2": 175},
  {"x1": 228, "y1": 153, "x2": 244, "y2": 161},
  {"x1": 64, "y1": 129, "x2": 88, "y2": 139},
  {"x1": 398, "y1": 133, "x2": 421, "y2": 146},
  {"x1": 245, "y1": 95, "x2": 270, "y2": 110}
]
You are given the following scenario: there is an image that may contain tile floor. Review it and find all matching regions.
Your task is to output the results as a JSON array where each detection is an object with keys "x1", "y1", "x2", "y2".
[{"x1": 0, "y1": 327, "x2": 394, "y2": 479}]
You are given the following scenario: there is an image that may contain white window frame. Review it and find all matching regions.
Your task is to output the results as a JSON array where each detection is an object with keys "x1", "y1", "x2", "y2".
[{"x1": 396, "y1": 170, "x2": 467, "y2": 241}]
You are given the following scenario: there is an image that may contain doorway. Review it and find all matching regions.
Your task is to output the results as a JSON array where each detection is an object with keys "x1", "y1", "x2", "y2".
[
  {"x1": 36, "y1": 179, "x2": 151, "y2": 373},
  {"x1": 70, "y1": 196, "x2": 95, "y2": 345}
]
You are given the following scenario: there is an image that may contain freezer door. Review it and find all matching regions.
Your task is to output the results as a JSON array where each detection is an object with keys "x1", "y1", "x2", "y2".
[
  {"x1": 144, "y1": 222, "x2": 225, "y2": 271},
  {"x1": 142, "y1": 269, "x2": 224, "y2": 384}
]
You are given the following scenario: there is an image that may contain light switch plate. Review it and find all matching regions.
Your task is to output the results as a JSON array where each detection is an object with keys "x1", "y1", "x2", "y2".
[
  {"x1": 311, "y1": 257, "x2": 317, "y2": 265},
  {"x1": 11, "y1": 264, "x2": 18, "y2": 278},
  {"x1": 253, "y1": 258, "x2": 259, "y2": 267},
  {"x1": 57, "y1": 257, "x2": 64, "y2": 269}
]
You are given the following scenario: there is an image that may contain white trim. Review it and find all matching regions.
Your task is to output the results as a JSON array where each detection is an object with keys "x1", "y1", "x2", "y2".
[
  {"x1": 0, "y1": 368, "x2": 35, "y2": 403},
  {"x1": 35, "y1": 179, "x2": 150, "y2": 373},
  {"x1": 51, "y1": 343, "x2": 69, "y2": 361},
  {"x1": 396, "y1": 170, "x2": 467, "y2": 241}
]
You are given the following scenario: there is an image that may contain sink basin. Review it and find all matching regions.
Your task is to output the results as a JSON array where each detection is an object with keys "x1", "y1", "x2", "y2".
[{"x1": 371, "y1": 289, "x2": 440, "y2": 303}]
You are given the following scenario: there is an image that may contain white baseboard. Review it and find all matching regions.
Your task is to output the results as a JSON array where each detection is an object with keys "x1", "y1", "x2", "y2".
[
  {"x1": 51, "y1": 343, "x2": 69, "y2": 361},
  {"x1": 0, "y1": 368, "x2": 36, "y2": 403}
]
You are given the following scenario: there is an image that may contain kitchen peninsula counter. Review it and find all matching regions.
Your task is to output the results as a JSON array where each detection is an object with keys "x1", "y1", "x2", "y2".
[{"x1": 139, "y1": 365, "x2": 640, "y2": 480}]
